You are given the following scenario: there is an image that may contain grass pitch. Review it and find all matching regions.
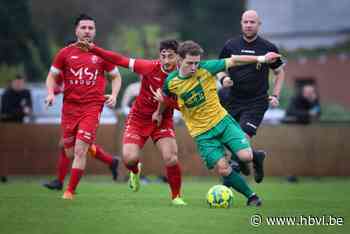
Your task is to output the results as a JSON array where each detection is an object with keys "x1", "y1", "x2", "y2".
[{"x1": 0, "y1": 176, "x2": 349, "y2": 234}]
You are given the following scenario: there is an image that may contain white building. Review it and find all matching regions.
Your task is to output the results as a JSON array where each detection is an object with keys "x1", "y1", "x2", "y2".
[{"x1": 247, "y1": 0, "x2": 350, "y2": 50}]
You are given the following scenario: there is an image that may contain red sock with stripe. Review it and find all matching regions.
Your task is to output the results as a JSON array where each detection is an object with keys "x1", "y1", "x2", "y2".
[
  {"x1": 89, "y1": 144, "x2": 113, "y2": 166},
  {"x1": 166, "y1": 163, "x2": 182, "y2": 199},
  {"x1": 125, "y1": 160, "x2": 140, "y2": 174},
  {"x1": 67, "y1": 168, "x2": 84, "y2": 193},
  {"x1": 57, "y1": 148, "x2": 71, "y2": 183}
]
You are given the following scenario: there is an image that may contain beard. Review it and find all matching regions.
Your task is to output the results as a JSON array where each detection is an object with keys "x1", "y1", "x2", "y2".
[{"x1": 243, "y1": 32, "x2": 257, "y2": 40}]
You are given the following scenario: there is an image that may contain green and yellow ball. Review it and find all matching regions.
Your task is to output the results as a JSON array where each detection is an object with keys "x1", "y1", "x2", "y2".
[{"x1": 206, "y1": 185, "x2": 233, "y2": 208}]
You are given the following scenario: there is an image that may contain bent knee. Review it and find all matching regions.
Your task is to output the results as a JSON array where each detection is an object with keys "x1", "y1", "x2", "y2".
[
  {"x1": 122, "y1": 149, "x2": 139, "y2": 165},
  {"x1": 163, "y1": 153, "x2": 178, "y2": 166},
  {"x1": 237, "y1": 149, "x2": 253, "y2": 162}
]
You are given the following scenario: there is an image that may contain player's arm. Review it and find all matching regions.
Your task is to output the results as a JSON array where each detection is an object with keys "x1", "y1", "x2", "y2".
[
  {"x1": 226, "y1": 52, "x2": 281, "y2": 68},
  {"x1": 90, "y1": 46, "x2": 130, "y2": 68},
  {"x1": 269, "y1": 67, "x2": 285, "y2": 107},
  {"x1": 217, "y1": 43, "x2": 232, "y2": 87},
  {"x1": 45, "y1": 70, "x2": 59, "y2": 107},
  {"x1": 105, "y1": 67, "x2": 122, "y2": 108}
]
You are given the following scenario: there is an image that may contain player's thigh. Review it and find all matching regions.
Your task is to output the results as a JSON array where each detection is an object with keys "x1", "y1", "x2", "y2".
[
  {"x1": 195, "y1": 134, "x2": 225, "y2": 170},
  {"x1": 77, "y1": 112, "x2": 101, "y2": 145},
  {"x1": 155, "y1": 137, "x2": 178, "y2": 165},
  {"x1": 238, "y1": 102, "x2": 268, "y2": 137},
  {"x1": 221, "y1": 116, "x2": 251, "y2": 160}
]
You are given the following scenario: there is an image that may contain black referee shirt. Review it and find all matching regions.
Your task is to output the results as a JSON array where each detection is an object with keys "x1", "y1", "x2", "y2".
[{"x1": 219, "y1": 35, "x2": 284, "y2": 103}]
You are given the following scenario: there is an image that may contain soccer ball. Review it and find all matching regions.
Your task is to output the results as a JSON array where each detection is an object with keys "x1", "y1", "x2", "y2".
[{"x1": 206, "y1": 185, "x2": 233, "y2": 208}]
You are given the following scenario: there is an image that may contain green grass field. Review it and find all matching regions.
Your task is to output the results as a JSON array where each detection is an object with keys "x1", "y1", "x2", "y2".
[{"x1": 0, "y1": 176, "x2": 349, "y2": 234}]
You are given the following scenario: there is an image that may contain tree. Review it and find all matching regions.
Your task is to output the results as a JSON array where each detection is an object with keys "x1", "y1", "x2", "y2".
[
  {"x1": 0, "y1": 0, "x2": 50, "y2": 81},
  {"x1": 164, "y1": 0, "x2": 245, "y2": 55}
]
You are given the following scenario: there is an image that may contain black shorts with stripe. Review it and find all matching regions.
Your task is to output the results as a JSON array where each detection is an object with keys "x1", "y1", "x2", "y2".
[{"x1": 225, "y1": 99, "x2": 269, "y2": 137}]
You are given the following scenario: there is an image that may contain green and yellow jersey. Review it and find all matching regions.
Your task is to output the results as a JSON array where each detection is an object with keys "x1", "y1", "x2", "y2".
[{"x1": 163, "y1": 59, "x2": 230, "y2": 137}]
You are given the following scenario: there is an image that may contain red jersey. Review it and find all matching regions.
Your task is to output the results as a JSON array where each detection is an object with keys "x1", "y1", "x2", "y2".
[
  {"x1": 91, "y1": 46, "x2": 173, "y2": 122},
  {"x1": 50, "y1": 45, "x2": 118, "y2": 104}
]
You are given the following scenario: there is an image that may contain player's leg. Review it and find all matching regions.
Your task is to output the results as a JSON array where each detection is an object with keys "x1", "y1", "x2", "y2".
[
  {"x1": 63, "y1": 139, "x2": 89, "y2": 199},
  {"x1": 195, "y1": 129, "x2": 261, "y2": 207},
  {"x1": 238, "y1": 102, "x2": 268, "y2": 183},
  {"x1": 43, "y1": 138, "x2": 71, "y2": 190},
  {"x1": 122, "y1": 116, "x2": 149, "y2": 192},
  {"x1": 226, "y1": 106, "x2": 251, "y2": 176},
  {"x1": 123, "y1": 143, "x2": 142, "y2": 192},
  {"x1": 214, "y1": 157, "x2": 261, "y2": 206},
  {"x1": 155, "y1": 137, "x2": 186, "y2": 205},
  {"x1": 63, "y1": 109, "x2": 100, "y2": 199},
  {"x1": 88, "y1": 144, "x2": 120, "y2": 181}
]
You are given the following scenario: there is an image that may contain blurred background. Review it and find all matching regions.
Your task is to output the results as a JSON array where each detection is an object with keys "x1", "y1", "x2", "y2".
[{"x1": 1, "y1": 0, "x2": 350, "y2": 180}]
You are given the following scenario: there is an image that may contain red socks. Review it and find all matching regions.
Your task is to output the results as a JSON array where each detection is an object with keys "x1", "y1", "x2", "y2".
[
  {"x1": 89, "y1": 144, "x2": 113, "y2": 166},
  {"x1": 67, "y1": 168, "x2": 84, "y2": 193},
  {"x1": 57, "y1": 148, "x2": 71, "y2": 183},
  {"x1": 166, "y1": 163, "x2": 182, "y2": 199},
  {"x1": 125, "y1": 160, "x2": 140, "y2": 174}
]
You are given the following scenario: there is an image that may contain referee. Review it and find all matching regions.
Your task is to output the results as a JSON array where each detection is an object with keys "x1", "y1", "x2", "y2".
[{"x1": 217, "y1": 10, "x2": 285, "y2": 183}]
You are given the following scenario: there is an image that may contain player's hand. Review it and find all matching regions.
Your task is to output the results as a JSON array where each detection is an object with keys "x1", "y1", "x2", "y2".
[
  {"x1": 152, "y1": 107, "x2": 163, "y2": 127},
  {"x1": 75, "y1": 39, "x2": 94, "y2": 52},
  {"x1": 264, "y1": 52, "x2": 281, "y2": 63},
  {"x1": 268, "y1": 95, "x2": 279, "y2": 108},
  {"x1": 222, "y1": 76, "x2": 234, "y2": 87},
  {"x1": 150, "y1": 87, "x2": 164, "y2": 103},
  {"x1": 45, "y1": 93, "x2": 55, "y2": 108},
  {"x1": 104, "y1": 94, "x2": 117, "y2": 108}
]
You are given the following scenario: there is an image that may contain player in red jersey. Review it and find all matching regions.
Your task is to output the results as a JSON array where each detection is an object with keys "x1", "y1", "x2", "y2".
[
  {"x1": 45, "y1": 14, "x2": 122, "y2": 200},
  {"x1": 43, "y1": 74, "x2": 120, "y2": 191},
  {"x1": 77, "y1": 39, "x2": 186, "y2": 205}
]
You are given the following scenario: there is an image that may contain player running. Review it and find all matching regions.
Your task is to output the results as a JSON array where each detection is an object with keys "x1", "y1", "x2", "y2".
[
  {"x1": 77, "y1": 39, "x2": 186, "y2": 205},
  {"x1": 45, "y1": 14, "x2": 122, "y2": 200},
  {"x1": 156, "y1": 41, "x2": 281, "y2": 206},
  {"x1": 43, "y1": 75, "x2": 120, "y2": 191}
]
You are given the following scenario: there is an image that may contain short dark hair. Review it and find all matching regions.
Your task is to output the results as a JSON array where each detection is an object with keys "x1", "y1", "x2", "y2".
[
  {"x1": 177, "y1": 40, "x2": 203, "y2": 58},
  {"x1": 159, "y1": 39, "x2": 179, "y2": 53},
  {"x1": 74, "y1": 14, "x2": 95, "y2": 27}
]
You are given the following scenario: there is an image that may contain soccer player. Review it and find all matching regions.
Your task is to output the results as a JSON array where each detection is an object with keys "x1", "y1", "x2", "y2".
[
  {"x1": 76, "y1": 39, "x2": 186, "y2": 205},
  {"x1": 45, "y1": 14, "x2": 122, "y2": 200},
  {"x1": 43, "y1": 74, "x2": 120, "y2": 191},
  {"x1": 158, "y1": 40, "x2": 281, "y2": 206},
  {"x1": 217, "y1": 10, "x2": 286, "y2": 182}
]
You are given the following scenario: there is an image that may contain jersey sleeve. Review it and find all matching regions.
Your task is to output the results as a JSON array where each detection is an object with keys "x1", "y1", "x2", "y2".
[
  {"x1": 91, "y1": 46, "x2": 130, "y2": 68},
  {"x1": 130, "y1": 59, "x2": 157, "y2": 76},
  {"x1": 268, "y1": 44, "x2": 284, "y2": 70},
  {"x1": 50, "y1": 48, "x2": 66, "y2": 75},
  {"x1": 163, "y1": 72, "x2": 177, "y2": 97},
  {"x1": 200, "y1": 59, "x2": 226, "y2": 75},
  {"x1": 103, "y1": 60, "x2": 120, "y2": 77}
]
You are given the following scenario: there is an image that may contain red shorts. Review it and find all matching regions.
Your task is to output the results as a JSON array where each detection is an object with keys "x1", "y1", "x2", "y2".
[
  {"x1": 123, "y1": 112, "x2": 175, "y2": 148},
  {"x1": 61, "y1": 102, "x2": 103, "y2": 148}
]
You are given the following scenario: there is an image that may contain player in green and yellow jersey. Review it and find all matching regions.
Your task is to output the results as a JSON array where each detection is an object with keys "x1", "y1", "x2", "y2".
[{"x1": 155, "y1": 40, "x2": 281, "y2": 206}]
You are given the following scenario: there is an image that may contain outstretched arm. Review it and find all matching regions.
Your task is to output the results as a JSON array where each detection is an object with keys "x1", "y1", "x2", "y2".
[
  {"x1": 227, "y1": 52, "x2": 281, "y2": 68},
  {"x1": 75, "y1": 40, "x2": 130, "y2": 68}
]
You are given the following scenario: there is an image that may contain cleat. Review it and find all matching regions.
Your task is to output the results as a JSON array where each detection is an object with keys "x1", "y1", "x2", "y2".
[
  {"x1": 238, "y1": 160, "x2": 251, "y2": 176},
  {"x1": 62, "y1": 191, "x2": 74, "y2": 200},
  {"x1": 253, "y1": 150, "x2": 266, "y2": 183},
  {"x1": 110, "y1": 156, "x2": 120, "y2": 181},
  {"x1": 247, "y1": 194, "x2": 262, "y2": 207},
  {"x1": 171, "y1": 197, "x2": 187, "y2": 206},
  {"x1": 43, "y1": 179, "x2": 63, "y2": 190},
  {"x1": 128, "y1": 162, "x2": 142, "y2": 192}
]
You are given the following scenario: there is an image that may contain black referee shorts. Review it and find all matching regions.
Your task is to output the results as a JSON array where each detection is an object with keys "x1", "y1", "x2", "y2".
[{"x1": 226, "y1": 100, "x2": 269, "y2": 137}]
